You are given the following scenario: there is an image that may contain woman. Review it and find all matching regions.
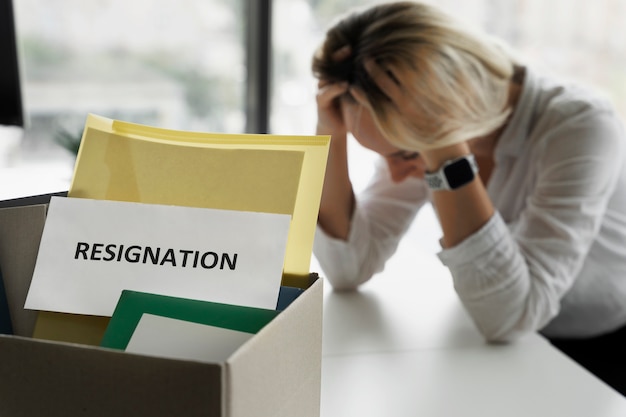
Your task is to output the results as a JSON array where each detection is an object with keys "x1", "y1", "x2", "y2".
[{"x1": 312, "y1": 1, "x2": 626, "y2": 395}]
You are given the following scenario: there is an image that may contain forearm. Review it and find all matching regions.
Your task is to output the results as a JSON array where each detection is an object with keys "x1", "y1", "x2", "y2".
[
  {"x1": 421, "y1": 143, "x2": 494, "y2": 248},
  {"x1": 317, "y1": 132, "x2": 355, "y2": 240},
  {"x1": 316, "y1": 154, "x2": 430, "y2": 290}
]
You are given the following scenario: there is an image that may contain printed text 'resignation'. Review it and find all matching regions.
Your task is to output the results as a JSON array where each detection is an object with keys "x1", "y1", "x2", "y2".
[{"x1": 74, "y1": 242, "x2": 238, "y2": 270}]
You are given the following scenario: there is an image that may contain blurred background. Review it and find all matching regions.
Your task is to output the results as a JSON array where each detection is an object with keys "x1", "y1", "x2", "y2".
[{"x1": 2, "y1": 0, "x2": 625, "y2": 194}]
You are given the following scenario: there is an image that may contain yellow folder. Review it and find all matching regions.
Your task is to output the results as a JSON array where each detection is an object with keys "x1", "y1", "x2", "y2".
[{"x1": 32, "y1": 114, "x2": 329, "y2": 345}]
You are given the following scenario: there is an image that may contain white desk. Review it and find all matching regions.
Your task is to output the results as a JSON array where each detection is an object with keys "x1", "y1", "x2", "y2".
[
  {"x1": 0, "y1": 163, "x2": 72, "y2": 200},
  {"x1": 316, "y1": 219, "x2": 626, "y2": 416}
]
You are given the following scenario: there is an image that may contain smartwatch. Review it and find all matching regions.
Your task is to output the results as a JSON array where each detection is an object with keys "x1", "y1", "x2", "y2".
[{"x1": 424, "y1": 154, "x2": 479, "y2": 191}]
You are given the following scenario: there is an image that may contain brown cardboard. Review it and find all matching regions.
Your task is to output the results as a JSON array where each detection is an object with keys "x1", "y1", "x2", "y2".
[
  {"x1": 0, "y1": 203, "x2": 323, "y2": 417},
  {"x1": 0, "y1": 204, "x2": 46, "y2": 336},
  {"x1": 0, "y1": 335, "x2": 223, "y2": 417}
]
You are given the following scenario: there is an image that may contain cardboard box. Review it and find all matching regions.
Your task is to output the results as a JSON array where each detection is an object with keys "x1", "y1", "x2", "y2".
[{"x1": 0, "y1": 201, "x2": 323, "y2": 417}]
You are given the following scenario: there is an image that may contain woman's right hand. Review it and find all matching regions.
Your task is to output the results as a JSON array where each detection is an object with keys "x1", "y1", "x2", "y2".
[
  {"x1": 315, "y1": 45, "x2": 351, "y2": 137},
  {"x1": 315, "y1": 79, "x2": 349, "y2": 137}
]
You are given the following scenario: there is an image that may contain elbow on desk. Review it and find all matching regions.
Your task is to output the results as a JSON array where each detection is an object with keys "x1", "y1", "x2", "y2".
[
  {"x1": 465, "y1": 296, "x2": 561, "y2": 343},
  {"x1": 483, "y1": 332, "x2": 519, "y2": 345},
  {"x1": 324, "y1": 275, "x2": 366, "y2": 292},
  {"x1": 319, "y1": 262, "x2": 376, "y2": 292},
  {"x1": 472, "y1": 318, "x2": 532, "y2": 344}
]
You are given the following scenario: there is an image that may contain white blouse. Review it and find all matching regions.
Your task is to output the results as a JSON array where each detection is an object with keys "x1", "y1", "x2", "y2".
[{"x1": 313, "y1": 66, "x2": 626, "y2": 341}]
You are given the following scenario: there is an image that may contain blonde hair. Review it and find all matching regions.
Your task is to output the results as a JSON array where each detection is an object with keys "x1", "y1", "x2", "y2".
[{"x1": 312, "y1": 1, "x2": 516, "y2": 150}]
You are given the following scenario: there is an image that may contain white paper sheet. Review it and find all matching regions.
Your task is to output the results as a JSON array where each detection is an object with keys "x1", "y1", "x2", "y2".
[
  {"x1": 126, "y1": 314, "x2": 254, "y2": 363},
  {"x1": 25, "y1": 197, "x2": 290, "y2": 315}
]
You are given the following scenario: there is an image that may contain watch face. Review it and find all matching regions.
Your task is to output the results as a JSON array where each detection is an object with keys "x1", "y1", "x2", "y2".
[{"x1": 443, "y1": 158, "x2": 475, "y2": 189}]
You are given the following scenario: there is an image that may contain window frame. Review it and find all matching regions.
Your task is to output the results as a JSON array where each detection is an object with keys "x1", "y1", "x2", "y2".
[{"x1": 245, "y1": 0, "x2": 272, "y2": 134}]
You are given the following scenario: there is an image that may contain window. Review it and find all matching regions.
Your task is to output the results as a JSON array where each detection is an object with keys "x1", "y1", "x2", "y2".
[
  {"x1": 12, "y1": 0, "x2": 246, "y2": 169},
  {"x1": 6, "y1": 0, "x2": 626, "y2": 181}
]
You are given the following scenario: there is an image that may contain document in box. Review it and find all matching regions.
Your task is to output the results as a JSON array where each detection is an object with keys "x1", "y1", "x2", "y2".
[
  {"x1": 100, "y1": 289, "x2": 280, "y2": 350},
  {"x1": 24, "y1": 196, "x2": 291, "y2": 316},
  {"x1": 125, "y1": 314, "x2": 254, "y2": 363}
]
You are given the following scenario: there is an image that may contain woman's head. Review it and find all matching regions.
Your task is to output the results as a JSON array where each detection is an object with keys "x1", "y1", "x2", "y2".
[{"x1": 312, "y1": 1, "x2": 516, "y2": 151}]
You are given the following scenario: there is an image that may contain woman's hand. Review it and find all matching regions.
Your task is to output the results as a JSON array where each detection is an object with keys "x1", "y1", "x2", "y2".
[
  {"x1": 316, "y1": 80, "x2": 349, "y2": 137},
  {"x1": 315, "y1": 46, "x2": 352, "y2": 137}
]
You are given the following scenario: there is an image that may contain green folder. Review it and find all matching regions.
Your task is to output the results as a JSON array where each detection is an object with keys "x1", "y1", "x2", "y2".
[{"x1": 101, "y1": 290, "x2": 280, "y2": 350}]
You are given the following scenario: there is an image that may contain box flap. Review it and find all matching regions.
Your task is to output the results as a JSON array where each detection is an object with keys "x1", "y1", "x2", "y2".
[{"x1": 225, "y1": 276, "x2": 323, "y2": 417}]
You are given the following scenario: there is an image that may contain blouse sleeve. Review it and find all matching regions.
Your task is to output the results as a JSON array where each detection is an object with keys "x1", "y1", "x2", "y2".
[
  {"x1": 314, "y1": 158, "x2": 429, "y2": 290},
  {"x1": 438, "y1": 107, "x2": 626, "y2": 342}
]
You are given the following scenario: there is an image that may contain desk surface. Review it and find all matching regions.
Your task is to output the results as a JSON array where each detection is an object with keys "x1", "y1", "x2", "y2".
[
  {"x1": 0, "y1": 163, "x2": 72, "y2": 201},
  {"x1": 316, "y1": 212, "x2": 626, "y2": 416}
]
